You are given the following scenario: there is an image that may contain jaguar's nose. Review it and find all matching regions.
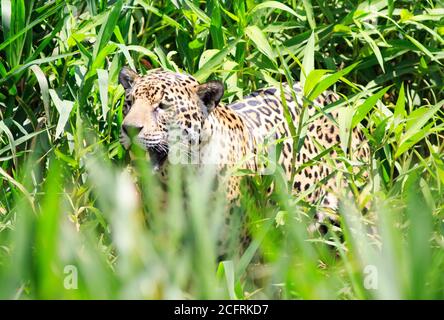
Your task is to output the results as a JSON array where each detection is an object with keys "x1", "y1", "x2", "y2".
[{"x1": 122, "y1": 124, "x2": 143, "y2": 137}]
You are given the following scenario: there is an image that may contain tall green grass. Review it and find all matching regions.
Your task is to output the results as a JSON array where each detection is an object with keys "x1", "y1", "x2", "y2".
[{"x1": 0, "y1": 0, "x2": 443, "y2": 299}]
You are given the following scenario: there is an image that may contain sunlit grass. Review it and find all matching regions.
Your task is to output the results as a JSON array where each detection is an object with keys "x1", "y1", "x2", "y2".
[{"x1": 0, "y1": 0, "x2": 443, "y2": 299}]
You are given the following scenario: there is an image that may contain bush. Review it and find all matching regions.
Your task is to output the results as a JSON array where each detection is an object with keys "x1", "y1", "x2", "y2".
[{"x1": 0, "y1": 0, "x2": 443, "y2": 299}]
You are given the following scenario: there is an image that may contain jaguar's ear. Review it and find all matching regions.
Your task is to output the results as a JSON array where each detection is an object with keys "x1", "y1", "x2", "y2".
[
  {"x1": 196, "y1": 80, "x2": 224, "y2": 114},
  {"x1": 119, "y1": 67, "x2": 139, "y2": 90}
]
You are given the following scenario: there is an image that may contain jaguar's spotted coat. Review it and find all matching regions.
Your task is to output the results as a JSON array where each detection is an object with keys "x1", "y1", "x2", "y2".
[{"x1": 119, "y1": 67, "x2": 370, "y2": 225}]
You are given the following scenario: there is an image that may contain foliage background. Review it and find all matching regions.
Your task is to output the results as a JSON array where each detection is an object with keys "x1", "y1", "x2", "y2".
[{"x1": 0, "y1": 0, "x2": 443, "y2": 299}]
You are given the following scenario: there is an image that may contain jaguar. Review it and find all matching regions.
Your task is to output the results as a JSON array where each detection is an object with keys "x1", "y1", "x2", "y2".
[{"x1": 119, "y1": 67, "x2": 370, "y2": 226}]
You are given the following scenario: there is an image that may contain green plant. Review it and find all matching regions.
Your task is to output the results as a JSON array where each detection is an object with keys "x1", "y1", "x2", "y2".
[{"x1": 0, "y1": 0, "x2": 443, "y2": 299}]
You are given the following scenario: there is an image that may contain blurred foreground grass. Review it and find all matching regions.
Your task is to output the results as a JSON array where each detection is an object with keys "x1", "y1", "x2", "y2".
[{"x1": 0, "y1": 0, "x2": 443, "y2": 299}]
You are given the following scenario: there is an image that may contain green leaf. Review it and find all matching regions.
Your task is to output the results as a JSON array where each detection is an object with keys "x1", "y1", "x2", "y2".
[
  {"x1": 394, "y1": 83, "x2": 406, "y2": 119},
  {"x1": 0, "y1": 52, "x2": 77, "y2": 85},
  {"x1": 393, "y1": 83, "x2": 406, "y2": 139},
  {"x1": 395, "y1": 123, "x2": 434, "y2": 159},
  {"x1": 92, "y1": 0, "x2": 123, "y2": 60},
  {"x1": 49, "y1": 90, "x2": 74, "y2": 139},
  {"x1": 35, "y1": 159, "x2": 63, "y2": 297},
  {"x1": 135, "y1": 0, "x2": 185, "y2": 31},
  {"x1": 303, "y1": 69, "x2": 329, "y2": 97},
  {"x1": 1, "y1": 0, "x2": 12, "y2": 46},
  {"x1": 400, "y1": 9, "x2": 413, "y2": 22},
  {"x1": 405, "y1": 34, "x2": 442, "y2": 65},
  {"x1": 0, "y1": 1, "x2": 63, "y2": 53},
  {"x1": 308, "y1": 62, "x2": 359, "y2": 101},
  {"x1": 193, "y1": 39, "x2": 239, "y2": 82},
  {"x1": 184, "y1": 0, "x2": 211, "y2": 24},
  {"x1": 302, "y1": 0, "x2": 316, "y2": 29},
  {"x1": 0, "y1": 120, "x2": 16, "y2": 163},
  {"x1": 122, "y1": 45, "x2": 159, "y2": 67},
  {"x1": 0, "y1": 129, "x2": 47, "y2": 157},
  {"x1": 54, "y1": 148, "x2": 78, "y2": 168},
  {"x1": 396, "y1": 100, "x2": 444, "y2": 158},
  {"x1": 250, "y1": 1, "x2": 303, "y2": 20},
  {"x1": 97, "y1": 69, "x2": 109, "y2": 120},
  {"x1": 352, "y1": 86, "x2": 392, "y2": 128},
  {"x1": 209, "y1": 0, "x2": 224, "y2": 49},
  {"x1": 198, "y1": 49, "x2": 220, "y2": 69},
  {"x1": 360, "y1": 30, "x2": 385, "y2": 73},
  {"x1": 216, "y1": 261, "x2": 238, "y2": 300},
  {"x1": 0, "y1": 166, "x2": 34, "y2": 210},
  {"x1": 333, "y1": 24, "x2": 352, "y2": 33},
  {"x1": 301, "y1": 31, "x2": 315, "y2": 88},
  {"x1": 30, "y1": 65, "x2": 50, "y2": 126},
  {"x1": 245, "y1": 25, "x2": 275, "y2": 64}
]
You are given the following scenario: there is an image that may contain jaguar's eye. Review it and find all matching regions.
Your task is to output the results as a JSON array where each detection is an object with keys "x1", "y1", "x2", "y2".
[{"x1": 157, "y1": 102, "x2": 169, "y2": 111}]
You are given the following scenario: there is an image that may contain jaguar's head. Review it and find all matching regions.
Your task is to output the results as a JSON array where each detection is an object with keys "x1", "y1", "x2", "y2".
[{"x1": 119, "y1": 67, "x2": 224, "y2": 169}]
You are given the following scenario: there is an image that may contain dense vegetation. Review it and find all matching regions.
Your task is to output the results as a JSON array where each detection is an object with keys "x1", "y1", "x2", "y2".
[{"x1": 0, "y1": 0, "x2": 443, "y2": 299}]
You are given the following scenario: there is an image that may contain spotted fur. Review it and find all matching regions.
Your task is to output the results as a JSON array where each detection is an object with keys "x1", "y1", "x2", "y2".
[{"x1": 119, "y1": 67, "x2": 370, "y2": 224}]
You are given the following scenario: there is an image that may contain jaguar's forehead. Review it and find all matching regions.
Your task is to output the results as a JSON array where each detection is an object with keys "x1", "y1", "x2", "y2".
[{"x1": 132, "y1": 70, "x2": 199, "y2": 102}]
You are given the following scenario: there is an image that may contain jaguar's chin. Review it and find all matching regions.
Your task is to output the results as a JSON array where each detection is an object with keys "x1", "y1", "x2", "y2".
[{"x1": 147, "y1": 146, "x2": 168, "y2": 171}]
